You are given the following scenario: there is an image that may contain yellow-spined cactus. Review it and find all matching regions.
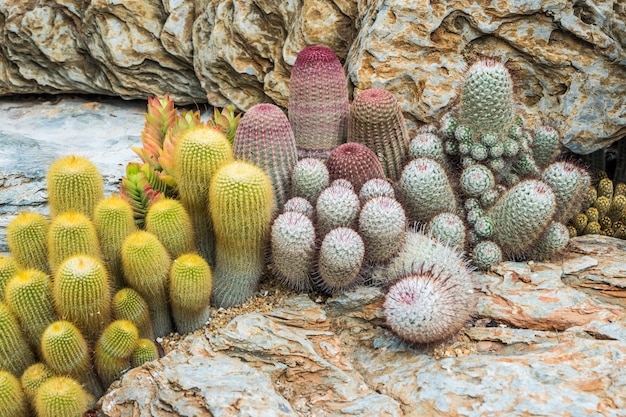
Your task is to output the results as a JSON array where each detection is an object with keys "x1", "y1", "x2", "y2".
[
  {"x1": 169, "y1": 253, "x2": 212, "y2": 334},
  {"x1": 7, "y1": 212, "x2": 49, "y2": 273},
  {"x1": 20, "y1": 362, "x2": 54, "y2": 406},
  {"x1": 145, "y1": 197, "x2": 196, "y2": 259},
  {"x1": 47, "y1": 211, "x2": 102, "y2": 273},
  {"x1": 0, "y1": 370, "x2": 28, "y2": 417},
  {"x1": 0, "y1": 302, "x2": 35, "y2": 377},
  {"x1": 0, "y1": 256, "x2": 18, "y2": 301},
  {"x1": 34, "y1": 376, "x2": 94, "y2": 417},
  {"x1": 111, "y1": 287, "x2": 155, "y2": 340},
  {"x1": 131, "y1": 338, "x2": 160, "y2": 368},
  {"x1": 94, "y1": 320, "x2": 139, "y2": 387}
]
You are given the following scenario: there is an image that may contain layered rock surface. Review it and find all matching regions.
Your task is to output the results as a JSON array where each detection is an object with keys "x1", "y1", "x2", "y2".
[{"x1": 1, "y1": 1, "x2": 625, "y2": 153}]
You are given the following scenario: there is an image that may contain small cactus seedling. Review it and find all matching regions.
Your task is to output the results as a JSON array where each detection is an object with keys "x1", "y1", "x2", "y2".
[
  {"x1": 358, "y1": 196, "x2": 407, "y2": 264},
  {"x1": 111, "y1": 288, "x2": 155, "y2": 340},
  {"x1": 315, "y1": 184, "x2": 360, "y2": 236},
  {"x1": 288, "y1": 45, "x2": 349, "y2": 158},
  {"x1": 427, "y1": 212, "x2": 466, "y2": 248},
  {"x1": 46, "y1": 155, "x2": 104, "y2": 218},
  {"x1": 145, "y1": 197, "x2": 196, "y2": 259},
  {"x1": 169, "y1": 253, "x2": 213, "y2": 334},
  {"x1": 326, "y1": 142, "x2": 386, "y2": 192},
  {"x1": 20, "y1": 363, "x2": 54, "y2": 405},
  {"x1": 348, "y1": 88, "x2": 410, "y2": 180},
  {"x1": 358, "y1": 178, "x2": 396, "y2": 203},
  {"x1": 233, "y1": 103, "x2": 298, "y2": 210},
  {"x1": 7, "y1": 212, "x2": 49, "y2": 273},
  {"x1": 47, "y1": 211, "x2": 102, "y2": 273},
  {"x1": 0, "y1": 302, "x2": 35, "y2": 377},
  {"x1": 0, "y1": 370, "x2": 28, "y2": 417},
  {"x1": 94, "y1": 320, "x2": 139, "y2": 387},
  {"x1": 317, "y1": 227, "x2": 364, "y2": 294},
  {"x1": 291, "y1": 158, "x2": 329, "y2": 204},
  {"x1": 0, "y1": 256, "x2": 18, "y2": 301},
  {"x1": 459, "y1": 164, "x2": 495, "y2": 198},
  {"x1": 34, "y1": 376, "x2": 94, "y2": 417},
  {"x1": 131, "y1": 339, "x2": 160, "y2": 368}
]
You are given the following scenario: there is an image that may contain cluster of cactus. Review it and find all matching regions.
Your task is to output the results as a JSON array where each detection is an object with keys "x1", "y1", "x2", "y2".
[{"x1": 568, "y1": 171, "x2": 626, "y2": 239}]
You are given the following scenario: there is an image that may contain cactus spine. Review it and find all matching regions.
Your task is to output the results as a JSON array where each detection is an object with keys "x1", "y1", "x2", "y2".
[
  {"x1": 0, "y1": 302, "x2": 34, "y2": 377},
  {"x1": 7, "y1": 212, "x2": 49, "y2": 273},
  {"x1": 111, "y1": 288, "x2": 155, "y2": 340},
  {"x1": 47, "y1": 211, "x2": 101, "y2": 273},
  {"x1": 145, "y1": 197, "x2": 196, "y2": 259},
  {"x1": 326, "y1": 142, "x2": 386, "y2": 191},
  {"x1": 94, "y1": 320, "x2": 139, "y2": 387},
  {"x1": 0, "y1": 370, "x2": 28, "y2": 417},
  {"x1": 169, "y1": 253, "x2": 213, "y2": 334},
  {"x1": 34, "y1": 376, "x2": 94, "y2": 417}
]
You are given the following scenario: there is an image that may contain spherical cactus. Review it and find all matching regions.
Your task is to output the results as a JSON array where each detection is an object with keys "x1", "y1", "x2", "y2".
[
  {"x1": 95, "y1": 320, "x2": 139, "y2": 387},
  {"x1": 20, "y1": 363, "x2": 54, "y2": 404},
  {"x1": 541, "y1": 161, "x2": 590, "y2": 224},
  {"x1": 0, "y1": 370, "x2": 28, "y2": 417},
  {"x1": 358, "y1": 197, "x2": 407, "y2": 264},
  {"x1": 4, "y1": 269, "x2": 57, "y2": 352},
  {"x1": 233, "y1": 103, "x2": 298, "y2": 210},
  {"x1": 53, "y1": 255, "x2": 111, "y2": 342},
  {"x1": 409, "y1": 132, "x2": 446, "y2": 164},
  {"x1": 209, "y1": 161, "x2": 276, "y2": 308},
  {"x1": 532, "y1": 126, "x2": 561, "y2": 168},
  {"x1": 488, "y1": 180, "x2": 557, "y2": 256},
  {"x1": 7, "y1": 212, "x2": 49, "y2": 273},
  {"x1": 525, "y1": 222, "x2": 570, "y2": 261},
  {"x1": 145, "y1": 197, "x2": 196, "y2": 259},
  {"x1": 359, "y1": 178, "x2": 396, "y2": 203},
  {"x1": 291, "y1": 158, "x2": 329, "y2": 204},
  {"x1": 459, "y1": 164, "x2": 495, "y2": 198},
  {"x1": 174, "y1": 125, "x2": 234, "y2": 265},
  {"x1": 0, "y1": 256, "x2": 18, "y2": 301},
  {"x1": 270, "y1": 211, "x2": 316, "y2": 292},
  {"x1": 0, "y1": 302, "x2": 35, "y2": 377},
  {"x1": 34, "y1": 376, "x2": 94, "y2": 417},
  {"x1": 121, "y1": 231, "x2": 173, "y2": 338},
  {"x1": 317, "y1": 227, "x2": 364, "y2": 294},
  {"x1": 348, "y1": 88, "x2": 410, "y2": 180},
  {"x1": 47, "y1": 211, "x2": 101, "y2": 273},
  {"x1": 288, "y1": 45, "x2": 349, "y2": 159},
  {"x1": 111, "y1": 288, "x2": 155, "y2": 340},
  {"x1": 131, "y1": 339, "x2": 160, "y2": 368},
  {"x1": 283, "y1": 197, "x2": 315, "y2": 220},
  {"x1": 426, "y1": 212, "x2": 466, "y2": 248},
  {"x1": 315, "y1": 184, "x2": 360, "y2": 236},
  {"x1": 330, "y1": 178, "x2": 355, "y2": 190},
  {"x1": 46, "y1": 155, "x2": 104, "y2": 218},
  {"x1": 93, "y1": 195, "x2": 138, "y2": 289},
  {"x1": 169, "y1": 253, "x2": 213, "y2": 334},
  {"x1": 471, "y1": 240, "x2": 503, "y2": 270},
  {"x1": 326, "y1": 142, "x2": 386, "y2": 192},
  {"x1": 398, "y1": 158, "x2": 457, "y2": 224},
  {"x1": 583, "y1": 221, "x2": 602, "y2": 235}
]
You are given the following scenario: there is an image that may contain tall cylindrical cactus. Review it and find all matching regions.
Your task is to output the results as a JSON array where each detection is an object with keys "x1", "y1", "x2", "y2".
[
  {"x1": 233, "y1": 103, "x2": 298, "y2": 210},
  {"x1": 348, "y1": 88, "x2": 410, "y2": 180},
  {"x1": 111, "y1": 288, "x2": 155, "y2": 340},
  {"x1": 209, "y1": 161, "x2": 275, "y2": 308},
  {"x1": 7, "y1": 212, "x2": 49, "y2": 273},
  {"x1": 288, "y1": 45, "x2": 349, "y2": 158},
  {"x1": 0, "y1": 370, "x2": 28, "y2": 417},
  {"x1": 326, "y1": 142, "x2": 386, "y2": 192},
  {"x1": 0, "y1": 302, "x2": 35, "y2": 377},
  {"x1": 145, "y1": 197, "x2": 196, "y2": 259},
  {"x1": 0, "y1": 256, "x2": 18, "y2": 302},
  {"x1": 169, "y1": 253, "x2": 213, "y2": 334},
  {"x1": 47, "y1": 211, "x2": 102, "y2": 273}
]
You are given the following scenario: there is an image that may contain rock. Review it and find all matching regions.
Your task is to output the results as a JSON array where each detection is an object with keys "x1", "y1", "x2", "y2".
[{"x1": 1, "y1": 1, "x2": 624, "y2": 152}]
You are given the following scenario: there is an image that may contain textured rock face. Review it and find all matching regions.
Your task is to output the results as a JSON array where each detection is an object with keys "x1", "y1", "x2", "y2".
[{"x1": 1, "y1": 1, "x2": 624, "y2": 153}]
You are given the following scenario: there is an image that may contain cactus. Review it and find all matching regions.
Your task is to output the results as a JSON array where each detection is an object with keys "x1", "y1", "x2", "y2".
[
  {"x1": 145, "y1": 197, "x2": 196, "y2": 259},
  {"x1": 0, "y1": 302, "x2": 34, "y2": 376},
  {"x1": 541, "y1": 161, "x2": 590, "y2": 224},
  {"x1": 131, "y1": 339, "x2": 160, "y2": 368},
  {"x1": 597, "y1": 177, "x2": 613, "y2": 200},
  {"x1": 326, "y1": 142, "x2": 386, "y2": 192},
  {"x1": 408, "y1": 132, "x2": 446, "y2": 164},
  {"x1": 288, "y1": 45, "x2": 349, "y2": 158},
  {"x1": 20, "y1": 363, "x2": 54, "y2": 404},
  {"x1": 209, "y1": 161, "x2": 276, "y2": 308},
  {"x1": 121, "y1": 231, "x2": 173, "y2": 337},
  {"x1": 4, "y1": 269, "x2": 57, "y2": 352},
  {"x1": 459, "y1": 164, "x2": 495, "y2": 198},
  {"x1": 175, "y1": 125, "x2": 234, "y2": 265},
  {"x1": 291, "y1": 158, "x2": 329, "y2": 204},
  {"x1": 111, "y1": 288, "x2": 155, "y2": 340},
  {"x1": 47, "y1": 211, "x2": 101, "y2": 273},
  {"x1": 358, "y1": 197, "x2": 407, "y2": 264},
  {"x1": 53, "y1": 255, "x2": 111, "y2": 342},
  {"x1": 315, "y1": 184, "x2": 361, "y2": 236},
  {"x1": 94, "y1": 320, "x2": 139, "y2": 387},
  {"x1": 398, "y1": 158, "x2": 457, "y2": 224},
  {"x1": 6, "y1": 212, "x2": 49, "y2": 273},
  {"x1": 34, "y1": 376, "x2": 94, "y2": 417},
  {"x1": 40, "y1": 320, "x2": 102, "y2": 397},
  {"x1": 233, "y1": 103, "x2": 298, "y2": 210},
  {"x1": 348, "y1": 88, "x2": 410, "y2": 180},
  {"x1": 359, "y1": 178, "x2": 396, "y2": 203},
  {"x1": 533, "y1": 126, "x2": 561, "y2": 168},
  {"x1": 525, "y1": 222, "x2": 570, "y2": 261},
  {"x1": 317, "y1": 227, "x2": 364, "y2": 294},
  {"x1": 270, "y1": 211, "x2": 316, "y2": 292},
  {"x1": 169, "y1": 253, "x2": 213, "y2": 334},
  {"x1": 427, "y1": 212, "x2": 466, "y2": 248},
  {"x1": 471, "y1": 240, "x2": 503, "y2": 270},
  {"x1": 0, "y1": 370, "x2": 28, "y2": 417},
  {"x1": 0, "y1": 256, "x2": 18, "y2": 301},
  {"x1": 46, "y1": 155, "x2": 104, "y2": 218},
  {"x1": 283, "y1": 197, "x2": 315, "y2": 219},
  {"x1": 93, "y1": 195, "x2": 138, "y2": 289}
]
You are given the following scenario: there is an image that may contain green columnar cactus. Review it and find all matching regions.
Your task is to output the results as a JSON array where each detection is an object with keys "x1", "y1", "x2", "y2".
[
  {"x1": 398, "y1": 158, "x2": 457, "y2": 224},
  {"x1": 46, "y1": 155, "x2": 104, "y2": 218},
  {"x1": 0, "y1": 302, "x2": 34, "y2": 376},
  {"x1": 288, "y1": 45, "x2": 349, "y2": 158},
  {"x1": 472, "y1": 240, "x2": 503, "y2": 270},
  {"x1": 93, "y1": 195, "x2": 138, "y2": 290},
  {"x1": 426, "y1": 212, "x2": 467, "y2": 248},
  {"x1": 541, "y1": 161, "x2": 590, "y2": 224},
  {"x1": 283, "y1": 197, "x2": 315, "y2": 219},
  {"x1": 145, "y1": 197, "x2": 196, "y2": 259},
  {"x1": 40, "y1": 321, "x2": 102, "y2": 398},
  {"x1": 7, "y1": 212, "x2": 49, "y2": 273},
  {"x1": 47, "y1": 211, "x2": 102, "y2": 273},
  {"x1": 315, "y1": 184, "x2": 361, "y2": 236},
  {"x1": 111, "y1": 288, "x2": 155, "y2": 340},
  {"x1": 175, "y1": 125, "x2": 234, "y2": 265},
  {"x1": 169, "y1": 253, "x2": 213, "y2": 334},
  {"x1": 233, "y1": 103, "x2": 298, "y2": 210},
  {"x1": 290, "y1": 158, "x2": 329, "y2": 204},
  {"x1": 209, "y1": 161, "x2": 276, "y2": 308},
  {"x1": 131, "y1": 339, "x2": 160, "y2": 368},
  {"x1": 34, "y1": 376, "x2": 94, "y2": 417},
  {"x1": 20, "y1": 363, "x2": 53, "y2": 405},
  {"x1": 358, "y1": 197, "x2": 407, "y2": 264},
  {"x1": 270, "y1": 211, "x2": 316, "y2": 292},
  {"x1": 54, "y1": 255, "x2": 111, "y2": 342},
  {"x1": 326, "y1": 142, "x2": 386, "y2": 191},
  {"x1": 408, "y1": 132, "x2": 446, "y2": 164},
  {"x1": 532, "y1": 126, "x2": 561, "y2": 168},
  {"x1": 4, "y1": 269, "x2": 57, "y2": 352},
  {"x1": 317, "y1": 227, "x2": 364, "y2": 294},
  {"x1": 488, "y1": 180, "x2": 557, "y2": 256},
  {"x1": 348, "y1": 88, "x2": 410, "y2": 180},
  {"x1": 0, "y1": 370, "x2": 28, "y2": 417},
  {"x1": 0, "y1": 256, "x2": 18, "y2": 301},
  {"x1": 121, "y1": 231, "x2": 173, "y2": 337},
  {"x1": 94, "y1": 320, "x2": 139, "y2": 387},
  {"x1": 358, "y1": 178, "x2": 396, "y2": 203}
]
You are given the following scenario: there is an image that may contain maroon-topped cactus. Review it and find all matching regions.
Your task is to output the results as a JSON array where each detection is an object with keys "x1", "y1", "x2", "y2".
[
  {"x1": 348, "y1": 88, "x2": 410, "y2": 180},
  {"x1": 288, "y1": 45, "x2": 349, "y2": 159},
  {"x1": 233, "y1": 103, "x2": 298, "y2": 210},
  {"x1": 326, "y1": 142, "x2": 385, "y2": 192}
]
